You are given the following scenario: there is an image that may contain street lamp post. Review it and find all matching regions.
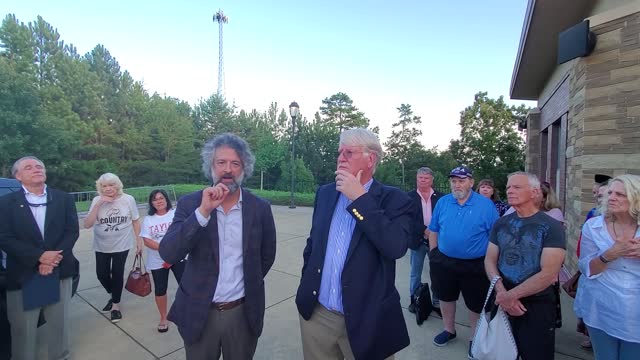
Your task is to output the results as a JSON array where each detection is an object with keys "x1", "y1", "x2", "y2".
[{"x1": 289, "y1": 102, "x2": 300, "y2": 209}]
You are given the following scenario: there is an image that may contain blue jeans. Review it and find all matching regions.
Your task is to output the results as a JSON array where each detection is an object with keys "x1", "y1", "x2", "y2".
[
  {"x1": 409, "y1": 244, "x2": 439, "y2": 306},
  {"x1": 409, "y1": 244, "x2": 428, "y2": 296},
  {"x1": 588, "y1": 325, "x2": 640, "y2": 360}
]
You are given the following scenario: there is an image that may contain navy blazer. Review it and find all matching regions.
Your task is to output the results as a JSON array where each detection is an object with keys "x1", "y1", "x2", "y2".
[
  {"x1": 407, "y1": 189, "x2": 444, "y2": 250},
  {"x1": 0, "y1": 188, "x2": 79, "y2": 291},
  {"x1": 296, "y1": 180, "x2": 414, "y2": 360},
  {"x1": 159, "y1": 189, "x2": 276, "y2": 345}
]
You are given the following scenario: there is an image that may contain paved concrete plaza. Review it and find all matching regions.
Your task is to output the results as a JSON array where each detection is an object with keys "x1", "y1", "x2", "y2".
[{"x1": 36, "y1": 205, "x2": 594, "y2": 359}]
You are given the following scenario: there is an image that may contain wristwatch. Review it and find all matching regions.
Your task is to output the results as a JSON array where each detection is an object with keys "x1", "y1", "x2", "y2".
[{"x1": 599, "y1": 254, "x2": 611, "y2": 264}]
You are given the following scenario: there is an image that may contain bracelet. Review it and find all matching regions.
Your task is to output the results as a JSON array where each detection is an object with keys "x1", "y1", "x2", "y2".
[{"x1": 599, "y1": 254, "x2": 611, "y2": 264}]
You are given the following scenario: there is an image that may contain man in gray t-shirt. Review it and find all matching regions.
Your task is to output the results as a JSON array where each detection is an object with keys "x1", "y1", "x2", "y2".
[{"x1": 485, "y1": 172, "x2": 566, "y2": 360}]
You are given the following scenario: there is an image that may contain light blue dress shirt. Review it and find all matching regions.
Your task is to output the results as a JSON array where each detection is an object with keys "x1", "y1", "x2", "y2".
[
  {"x1": 318, "y1": 179, "x2": 373, "y2": 313},
  {"x1": 574, "y1": 215, "x2": 640, "y2": 343}
]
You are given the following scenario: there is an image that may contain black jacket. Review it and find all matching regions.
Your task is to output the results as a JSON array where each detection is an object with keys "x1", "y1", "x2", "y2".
[{"x1": 0, "y1": 188, "x2": 79, "y2": 291}]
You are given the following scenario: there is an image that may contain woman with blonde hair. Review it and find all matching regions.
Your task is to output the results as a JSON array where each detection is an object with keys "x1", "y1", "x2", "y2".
[
  {"x1": 83, "y1": 173, "x2": 143, "y2": 323},
  {"x1": 574, "y1": 174, "x2": 640, "y2": 359}
]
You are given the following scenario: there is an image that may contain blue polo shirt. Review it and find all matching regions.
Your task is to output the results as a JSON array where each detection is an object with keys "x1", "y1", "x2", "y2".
[{"x1": 429, "y1": 191, "x2": 499, "y2": 259}]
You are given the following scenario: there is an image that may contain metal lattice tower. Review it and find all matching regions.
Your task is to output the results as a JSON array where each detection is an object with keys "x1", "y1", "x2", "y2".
[{"x1": 213, "y1": 9, "x2": 228, "y2": 96}]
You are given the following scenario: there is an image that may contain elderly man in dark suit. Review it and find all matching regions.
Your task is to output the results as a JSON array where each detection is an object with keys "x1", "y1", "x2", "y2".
[
  {"x1": 296, "y1": 128, "x2": 415, "y2": 360},
  {"x1": 159, "y1": 133, "x2": 276, "y2": 360},
  {"x1": 407, "y1": 167, "x2": 444, "y2": 315},
  {"x1": 0, "y1": 156, "x2": 79, "y2": 360}
]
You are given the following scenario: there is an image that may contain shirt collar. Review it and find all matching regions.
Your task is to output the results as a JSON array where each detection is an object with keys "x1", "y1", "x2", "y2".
[
  {"x1": 589, "y1": 215, "x2": 605, "y2": 229},
  {"x1": 363, "y1": 178, "x2": 374, "y2": 192},
  {"x1": 216, "y1": 187, "x2": 243, "y2": 211},
  {"x1": 340, "y1": 179, "x2": 374, "y2": 203},
  {"x1": 417, "y1": 188, "x2": 434, "y2": 201},
  {"x1": 22, "y1": 184, "x2": 47, "y2": 197}
]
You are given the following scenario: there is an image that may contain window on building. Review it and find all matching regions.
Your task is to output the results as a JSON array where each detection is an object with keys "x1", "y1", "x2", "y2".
[{"x1": 540, "y1": 115, "x2": 568, "y2": 207}]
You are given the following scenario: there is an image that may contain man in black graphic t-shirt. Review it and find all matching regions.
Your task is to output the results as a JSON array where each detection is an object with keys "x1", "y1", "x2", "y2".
[{"x1": 485, "y1": 172, "x2": 566, "y2": 360}]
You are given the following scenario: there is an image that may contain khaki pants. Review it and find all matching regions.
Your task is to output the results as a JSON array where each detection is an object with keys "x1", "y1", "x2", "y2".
[
  {"x1": 7, "y1": 278, "x2": 72, "y2": 360},
  {"x1": 299, "y1": 304, "x2": 394, "y2": 360}
]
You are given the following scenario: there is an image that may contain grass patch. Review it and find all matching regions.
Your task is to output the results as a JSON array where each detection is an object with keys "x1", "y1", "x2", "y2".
[
  {"x1": 248, "y1": 189, "x2": 315, "y2": 207},
  {"x1": 75, "y1": 201, "x2": 92, "y2": 212},
  {"x1": 169, "y1": 184, "x2": 315, "y2": 207}
]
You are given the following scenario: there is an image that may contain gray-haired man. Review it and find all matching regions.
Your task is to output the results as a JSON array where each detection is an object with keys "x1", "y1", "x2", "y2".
[
  {"x1": 407, "y1": 167, "x2": 443, "y2": 315},
  {"x1": 159, "y1": 133, "x2": 277, "y2": 360},
  {"x1": 0, "y1": 156, "x2": 79, "y2": 360}
]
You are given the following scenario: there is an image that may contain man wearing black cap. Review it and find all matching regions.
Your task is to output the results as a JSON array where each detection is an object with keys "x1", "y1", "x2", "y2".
[
  {"x1": 427, "y1": 166, "x2": 499, "y2": 356},
  {"x1": 589, "y1": 175, "x2": 611, "y2": 218}
]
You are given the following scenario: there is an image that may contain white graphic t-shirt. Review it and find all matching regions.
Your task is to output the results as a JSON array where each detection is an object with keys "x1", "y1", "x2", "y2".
[
  {"x1": 89, "y1": 194, "x2": 140, "y2": 253},
  {"x1": 140, "y1": 209, "x2": 175, "y2": 270}
]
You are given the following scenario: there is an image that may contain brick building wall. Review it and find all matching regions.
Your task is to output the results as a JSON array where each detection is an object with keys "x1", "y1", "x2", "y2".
[{"x1": 527, "y1": 11, "x2": 640, "y2": 270}]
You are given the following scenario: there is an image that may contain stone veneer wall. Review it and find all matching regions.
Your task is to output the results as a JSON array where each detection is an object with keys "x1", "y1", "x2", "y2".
[
  {"x1": 524, "y1": 109, "x2": 541, "y2": 175},
  {"x1": 564, "y1": 11, "x2": 640, "y2": 269}
]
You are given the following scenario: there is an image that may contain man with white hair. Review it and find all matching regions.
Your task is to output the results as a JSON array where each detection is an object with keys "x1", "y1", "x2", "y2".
[
  {"x1": 428, "y1": 166, "x2": 498, "y2": 357},
  {"x1": 0, "y1": 156, "x2": 79, "y2": 360},
  {"x1": 485, "y1": 171, "x2": 566, "y2": 360},
  {"x1": 296, "y1": 128, "x2": 415, "y2": 359}
]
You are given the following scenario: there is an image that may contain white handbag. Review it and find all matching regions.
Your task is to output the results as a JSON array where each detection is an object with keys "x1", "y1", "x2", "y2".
[{"x1": 470, "y1": 276, "x2": 518, "y2": 360}]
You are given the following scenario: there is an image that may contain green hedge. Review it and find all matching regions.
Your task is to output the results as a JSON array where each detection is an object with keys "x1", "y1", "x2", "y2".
[{"x1": 75, "y1": 184, "x2": 315, "y2": 212}]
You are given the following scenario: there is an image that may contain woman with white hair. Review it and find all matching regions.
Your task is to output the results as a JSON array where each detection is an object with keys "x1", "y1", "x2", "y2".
[
  {"x1": 84, "y1": 173, "x2": 143, "y2": 323},
  {"x1": 574, "y1": 174, "x2": 640, "y2": 359}
]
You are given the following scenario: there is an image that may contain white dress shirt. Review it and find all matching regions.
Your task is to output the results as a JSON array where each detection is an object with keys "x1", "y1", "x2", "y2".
[
  {"x1": 195, "y1": 191, "x2": 245, "y2": 302},
  {"x1": 23, "y1": 185, "x2": 48, "y2": 239},
  {"x1": 574, "y1": 215, "x2": 640, "y2": 343}
]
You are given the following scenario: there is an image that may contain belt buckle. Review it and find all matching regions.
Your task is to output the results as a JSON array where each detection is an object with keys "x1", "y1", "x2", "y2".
[{"x1": 217, "y1": 303, "x2": 226, "y2": 312}]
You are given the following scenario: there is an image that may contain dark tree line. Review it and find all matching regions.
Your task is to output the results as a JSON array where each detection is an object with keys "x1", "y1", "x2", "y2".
[{"x1": 1, "y1": 14, "x2": 527, "y2": 194}]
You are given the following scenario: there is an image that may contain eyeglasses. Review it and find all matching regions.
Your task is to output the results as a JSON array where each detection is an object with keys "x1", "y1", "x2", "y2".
[{"x1": 337, "y1": 150, "x2": 368, "y2": 159}]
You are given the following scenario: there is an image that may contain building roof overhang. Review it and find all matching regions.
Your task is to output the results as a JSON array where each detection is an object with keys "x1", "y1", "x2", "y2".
[{"x1": 510, "y1": 0, "x2": 596, "y2": 100}]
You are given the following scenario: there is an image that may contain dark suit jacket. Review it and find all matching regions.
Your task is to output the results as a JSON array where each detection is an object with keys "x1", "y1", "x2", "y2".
[
  {"x1": 407, "y1": 189, "x2": 444, "y2": 250},
  {"x1": 0, "y1": 188, "x2": 79, "y2": 291},
  {"x1": 296, "y1": 180, "x2": 414, "y2": 360},
  {"x1": 159, "y1": 189, "x2": 276, "y2": 345}
]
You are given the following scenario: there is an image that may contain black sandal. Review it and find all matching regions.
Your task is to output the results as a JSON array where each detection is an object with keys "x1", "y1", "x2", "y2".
[{"x1": 157, "y1": 323, "x2": 169, "y2": 333}]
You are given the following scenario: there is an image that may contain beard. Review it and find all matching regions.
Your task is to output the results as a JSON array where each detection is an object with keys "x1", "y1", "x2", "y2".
[
  {"x1": 212, "y1": 172, "x2": 244, "y2": 194},
  {"x1": 452, "y1": 189, "x2": 470, "y2": 200}
]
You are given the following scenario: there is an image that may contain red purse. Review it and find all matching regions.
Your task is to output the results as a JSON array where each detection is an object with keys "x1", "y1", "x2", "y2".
[
  {"x1": 561, "y1": 270, "x2": 581, "y2": 298},
  {"x1": 125, "y1": 254, "x2": 152, "y2": 297}
]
